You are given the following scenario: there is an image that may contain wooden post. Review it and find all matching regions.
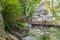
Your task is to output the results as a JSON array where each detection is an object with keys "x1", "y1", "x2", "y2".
[{"x1": 50, "y1": 0, "x2": 53, "y2": 15}]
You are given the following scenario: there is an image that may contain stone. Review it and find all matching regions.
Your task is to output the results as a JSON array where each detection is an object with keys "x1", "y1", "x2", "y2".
[{"x1": 24, "y1": 36, "x2": 36, "y2": 40}]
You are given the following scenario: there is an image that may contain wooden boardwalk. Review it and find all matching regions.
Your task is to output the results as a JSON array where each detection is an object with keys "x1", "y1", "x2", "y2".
[
  {"x1": 18, "y1": 16, "x2": 60, "y2": 26},
  {"x1": 29, "y1": 21, "x2": 60, "y2": 26}
]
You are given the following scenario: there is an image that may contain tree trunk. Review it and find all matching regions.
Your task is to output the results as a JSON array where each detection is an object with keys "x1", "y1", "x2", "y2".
[
  {"x1": 0, "y1": 3, "x2": 7, "y2": 40},
  {"x1": 0, "y1": 13, "x2": 6, "y2": 40},
  {"x1": 50, "y1": 0, "x2": 53, "y2": 15}
]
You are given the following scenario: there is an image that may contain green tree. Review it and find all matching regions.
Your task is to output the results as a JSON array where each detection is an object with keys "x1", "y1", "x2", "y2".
[
  {"x1": 0, "y1": 0, "x2": 24, "y2": 27},
  {"x1": 0, "y1": 0, "x2": 42, "y2": 30}
]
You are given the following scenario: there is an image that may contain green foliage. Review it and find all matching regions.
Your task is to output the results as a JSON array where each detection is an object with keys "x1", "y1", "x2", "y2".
[
  {"x1": 48, "y1": 28, "x2": 60, "y2": 40},
  {"x1": 21, "y1": 22, "x2": 29, "y2": 31},
  {"x1": 30, "y1": 30, "x2": 51, "y2": 40},
  {"x1": 0, "y1": 0, "x2": 24, "y2": 27},
  {"x1": 31, "y1": 32, "x2": 51, "y2": 40},
  {"x1": 53, "y1": 0, "x2": 60, "y2": 20},
  {"x1": 21, "y1": 0, "x2": 42, "y2": 17},
  {"x1": 38, "y1": 34, "x2": 50, "y2": 40},
  {"x1": 29, "y1": 0, "x2": 42, "y2": 17},
  {"x1": 53, "y1": 13, "x2": 60, "y2": 20},
  {"x1": 0, "y1": 0, "x2": 42, "y2": 31},
  {"x1": 52, "y1": 0, "x2": 60, "y2": 12}
]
